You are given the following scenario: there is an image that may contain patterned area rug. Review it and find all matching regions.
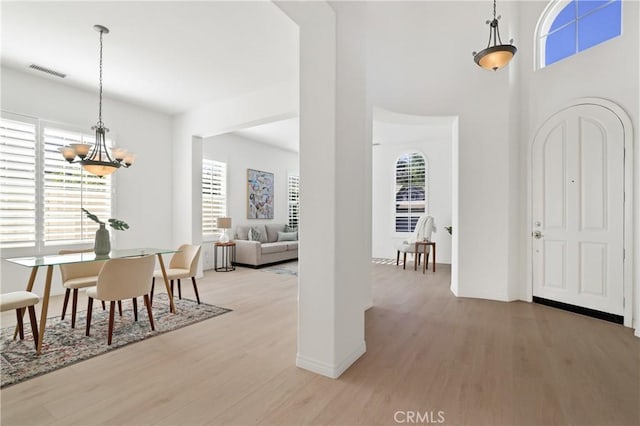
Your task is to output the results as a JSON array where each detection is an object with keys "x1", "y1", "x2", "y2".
[
  {"x1": 261, "y1": 261, "x2": 298, "y2": 276},
  {"x1": 0, "y1": 294, "x2": 231, "y2": 388}
]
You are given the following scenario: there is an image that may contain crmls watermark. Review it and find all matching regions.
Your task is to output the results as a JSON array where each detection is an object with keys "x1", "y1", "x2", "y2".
[{"x1": 394, "y1": 411, "x2": 445, "y2": 424}]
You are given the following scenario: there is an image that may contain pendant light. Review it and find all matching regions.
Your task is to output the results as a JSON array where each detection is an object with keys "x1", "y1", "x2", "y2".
[
  {"x1": 472, "y1": 0, "x2": 517, "y2": 71},
  {"x1": 60, "y1": 25, "x2": 135, "y2": 176}
]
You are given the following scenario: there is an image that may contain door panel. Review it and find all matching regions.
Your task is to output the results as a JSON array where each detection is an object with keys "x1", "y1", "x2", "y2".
[
  {"x1": 543, "y1": 123, "x2": 567, "y2": 229},
  {"x1": 532, "y1": 104, "x2": 624, "y2": 315}
]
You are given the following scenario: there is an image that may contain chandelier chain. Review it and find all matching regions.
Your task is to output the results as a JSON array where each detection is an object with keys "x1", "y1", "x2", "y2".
[
  {"x1": 98, "y1": 29, "x2": 103, "y2": 127},
  {"x1": 493, "y1": 0, "x2": 497, "y2": 20}
]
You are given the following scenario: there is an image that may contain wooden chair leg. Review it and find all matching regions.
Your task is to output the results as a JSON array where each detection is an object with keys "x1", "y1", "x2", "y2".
[
  {"x1": 16, "y1": 308, "x2": 24, "y2": 340},
  {"x1": 426, "y1": 252, "x2": 430, "y2": 270},
  {"x1": 150, "y1": 278, "x2": 155, "y2": 305},
  {"x1": 144, "y1": 294, "x2": 155, "y2": 331},
  {"x1": 101, "y1": 300, "x2": 106, "y2": 310},
  {"x1": 71, "y1": 288, "x2": 79, "y2": 328},
  {"x1": 171, "y1": 280, "x2": 174, "y2": 298},
  {"x1": 61, "y1": 288, "x2": 71, "y2": 320},
  {"x1": 27, "y1": 305, "x2": 39, "y2": 350},
  {"x1": 177, "y1": 279, "x2": 182, "y2": 299},
  {"x1": 108, "y1": 301, "x2": 116, "y2": 345},
  {"x1": 403, "y1": 253, "x2": 407, "y2": 270},
  {"x1": 132, "y1": 298, "x2": 138, "y2": 321},
  {"x1": 396, "y1": 250, "x2": 400, "y2": 266},
  {"x1": 191, "y1": 276, "x2": 200, "y2": 304},
  {"x1": 117, "y1": 300, "x2": 123, "y2": 317},
  {"x1": 86, "y1": 297, "x2": 94, "y2": 336}
]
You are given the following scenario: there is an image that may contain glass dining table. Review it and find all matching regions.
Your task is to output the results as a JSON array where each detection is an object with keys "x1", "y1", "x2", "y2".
[{"x1": 4, "y1": 247, "x2": 178, "y2": 354}]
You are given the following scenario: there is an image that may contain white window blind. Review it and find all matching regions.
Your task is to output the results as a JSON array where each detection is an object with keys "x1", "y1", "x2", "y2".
[
  {"x1": 288, "y1": 175, "x2": 299, "y2": 228},
  {"x1": 395, "y1": 152, "x2": 426, "y2": 233},
  {"x1": 43, "y1": 126, "x2": 112, "y2": 245},
  {"x1": 0, "y1": 117, "x2": 37, "y2": 247},
  {"x1": 202, "y1": 159, "x2": 227, "y2": 239}
]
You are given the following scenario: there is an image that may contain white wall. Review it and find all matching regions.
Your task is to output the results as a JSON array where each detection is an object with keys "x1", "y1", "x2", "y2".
[
  {"x1": 372, "y1": 139, "x2": 453, "y2": 263},
  {"x1": 172, "y1": 82, "x2": 298, "y2": 250},
  {"x1": 366, "y1": 1, "x2": 517, "y2": 301},
  {"x1": 201, "y1": 132, "x2": 299, "y2": 269},
  {"x1": 517, "y1": 1, "x2": 639, "y2": 328},
  {"x1": 0, "y1": 67, "x2": 173, "y2": 295}
]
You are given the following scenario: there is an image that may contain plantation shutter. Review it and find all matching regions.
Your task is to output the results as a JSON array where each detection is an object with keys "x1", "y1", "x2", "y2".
[
  {"x1": 395, "y1": 152, "x2": 426, "y2": 232},
  {"x1": 0, "y1": 117, "x2": 37, "y2": 247},
  {"x1": 288, "y1": 175, "x2": 299, "y2": 228},
  {"x1": 202, "y1": 159, "x2": 227, "y2": 238},
  {"x1": 42, "y1": 126, "x2": 112, "y2": 245}
]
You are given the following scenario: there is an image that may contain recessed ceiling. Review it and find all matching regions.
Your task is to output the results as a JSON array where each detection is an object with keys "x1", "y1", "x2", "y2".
[{"x1": 1, "y1": 1, "x2": 299, "y2": 115}]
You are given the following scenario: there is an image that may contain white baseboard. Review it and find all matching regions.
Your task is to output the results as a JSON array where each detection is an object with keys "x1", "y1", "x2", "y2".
[{"x1": 296, "y1": 340, "x2": 366, "y2": 379}]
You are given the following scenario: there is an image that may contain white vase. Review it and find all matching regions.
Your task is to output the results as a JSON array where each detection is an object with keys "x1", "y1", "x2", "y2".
[{"x1": 94, "y1": 223, "x2": 111, "y2": 256}]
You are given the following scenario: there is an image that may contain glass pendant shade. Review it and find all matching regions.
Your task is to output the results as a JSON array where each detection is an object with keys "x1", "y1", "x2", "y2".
[
  {"x1": 475, "y1": 45, "x2": 517, "y2": 71},
  {"x1": 82, "y1": 163, "x2": 118, "y2": 177}
]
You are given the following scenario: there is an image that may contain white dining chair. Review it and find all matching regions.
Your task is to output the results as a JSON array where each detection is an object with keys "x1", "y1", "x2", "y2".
[
  {"x1": 85, "y1": 255, "x2": 156, "y2": 345},
  {"x1": 151, "y1": 244, "x2": 201, "y2": 304},
  {"x1": 58, "y1": 249, "x2": 110, "y2": 328}
]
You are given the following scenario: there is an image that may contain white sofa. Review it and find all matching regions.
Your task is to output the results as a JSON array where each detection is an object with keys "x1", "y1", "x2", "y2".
[{"x1": 233, "y1": 224, "x2": 298, "y2": 267}]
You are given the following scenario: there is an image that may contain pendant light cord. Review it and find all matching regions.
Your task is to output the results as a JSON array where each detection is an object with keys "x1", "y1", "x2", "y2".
[{"x1": 98, "y1": 29, "x2": 104, "y2": 128}]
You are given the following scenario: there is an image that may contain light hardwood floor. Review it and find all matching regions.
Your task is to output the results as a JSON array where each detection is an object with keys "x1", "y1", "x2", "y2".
[{"x1": 1, "y1": 262, "x2": 638, "y2": 425}]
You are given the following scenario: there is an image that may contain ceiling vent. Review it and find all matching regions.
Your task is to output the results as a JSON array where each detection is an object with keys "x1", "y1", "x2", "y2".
[{"x1": 28, "y1": 64, "x2": 66, "y2": 78}]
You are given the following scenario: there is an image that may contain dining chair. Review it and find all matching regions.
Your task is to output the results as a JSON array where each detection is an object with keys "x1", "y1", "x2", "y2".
[
  {"x1": 85, "y1": 255, "x2": 156, "y2": 345},
  {"x1": 396, "y1": 215, "x2": 434, "y2": 269},
  {"x1": 151, "y1": 244, "x2": 201, "y2": 304},
  {"x1": 0, "y1": 291, "x2": 40, "y2": 350},
  {"x1": 58, "y1": 249, "x2": 111, "y2": 328}
]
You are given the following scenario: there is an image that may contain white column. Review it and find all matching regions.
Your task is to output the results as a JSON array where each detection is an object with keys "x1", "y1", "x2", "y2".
[{"x1": 277, "y1": 1, "x2": 370, "y2": 378}]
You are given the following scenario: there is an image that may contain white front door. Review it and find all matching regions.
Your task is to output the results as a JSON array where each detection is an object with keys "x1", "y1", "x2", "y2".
[{"x1": 532, "y1": 104, "x2": 625, "y2": 315}]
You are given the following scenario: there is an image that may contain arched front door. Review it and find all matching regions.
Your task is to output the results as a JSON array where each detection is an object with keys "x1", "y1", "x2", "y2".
[{"x1": 531, "y1": 103, "x2": 625, "y2": 318}]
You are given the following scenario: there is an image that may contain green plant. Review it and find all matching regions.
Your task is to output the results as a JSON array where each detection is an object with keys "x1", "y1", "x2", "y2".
[
  {"x1": 445, "y1": 226, "x2": 452, "y2": 235},
  {"x1": 82, "y1": 208, "x2": 130, "y2": 231}
]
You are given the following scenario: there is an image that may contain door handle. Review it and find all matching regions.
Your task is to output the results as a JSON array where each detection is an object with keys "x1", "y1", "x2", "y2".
[{"x1": 533, "y1": 231, "x2": 543, "y2": 239}]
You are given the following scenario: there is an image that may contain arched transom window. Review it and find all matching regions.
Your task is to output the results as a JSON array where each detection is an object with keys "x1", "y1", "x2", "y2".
[
  {"x1": 536, "y1": 0, "x2": 622, "y2": 69},
  {"x1": 395, "y1": 152, "x2": 426, "y2": 233}
]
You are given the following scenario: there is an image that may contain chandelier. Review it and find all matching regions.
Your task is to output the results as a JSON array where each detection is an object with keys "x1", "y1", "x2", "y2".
[
  {"x1": 472, "y1": 0, "x2": 517, "y2": 71},
  {"x1": 60, "y1": 25, "x2": 134, "y2": 177}
]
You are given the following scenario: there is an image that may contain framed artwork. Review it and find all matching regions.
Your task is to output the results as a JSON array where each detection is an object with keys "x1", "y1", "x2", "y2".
[{"x1": 247, "y1": 169, "x2": 274, "y2": 219}]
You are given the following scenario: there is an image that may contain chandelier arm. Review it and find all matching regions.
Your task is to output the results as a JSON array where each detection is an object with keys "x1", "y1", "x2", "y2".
[{"x1": 486, "y1": 27, "x2": 493, "y2": 49}]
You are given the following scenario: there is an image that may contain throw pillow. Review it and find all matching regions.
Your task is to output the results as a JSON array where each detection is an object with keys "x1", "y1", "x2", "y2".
[
  {"x1": 277, "y1": 231, "x2": 298, "y2": 242},
  {"x1": 249, "y1": 225, "x2": 268, "y2": 243},
  {"x1": 248, "y1": 226, "x2": 262, "y2": 242},
  {"x1": 284, "y1": 224, "x2": 298, "y2": 233}
]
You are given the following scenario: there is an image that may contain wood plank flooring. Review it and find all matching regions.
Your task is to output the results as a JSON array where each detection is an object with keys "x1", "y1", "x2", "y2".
[{"x1": 1, "y1": 262, "x2": 638, "y2": 425}]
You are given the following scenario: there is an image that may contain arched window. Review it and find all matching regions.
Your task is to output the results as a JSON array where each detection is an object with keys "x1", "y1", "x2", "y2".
[
  {"x1": 536, "y1": 0, "x2": 622, "y2": 69},
  {"x1": 395, "y1": 152, "x2": 426, "y2": 233}
]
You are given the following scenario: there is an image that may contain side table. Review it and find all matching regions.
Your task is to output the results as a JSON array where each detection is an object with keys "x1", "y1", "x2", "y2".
[
  {"x1": 414, "y1": 241, "x2": 436, "y2": 274},
  {"x1": 214, "y1": 241, "x2": 236, "y2": 272}
]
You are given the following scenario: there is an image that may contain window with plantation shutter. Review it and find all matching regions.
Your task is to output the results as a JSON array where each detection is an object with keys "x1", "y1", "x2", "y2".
[
  {"x1": 42, "y1": 126, "x2": 112, "y2": 245},
  {"x1": 0, "y1": 117, "x2": 37, "y2": 247},
  {"x1": 395, "y1": 152, "x2": 426, "y2": 233},
  {"x1": 288, "y1": 175, "x2": 299, "y2": 228},
  {"x1": 202, "y1": 159, "x2": 227, "y2": 239}
]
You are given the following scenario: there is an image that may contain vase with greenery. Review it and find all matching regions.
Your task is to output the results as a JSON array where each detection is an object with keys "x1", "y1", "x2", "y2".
[{"x1": 82, "y1": 208, "x2": 130, "y2": 255}]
